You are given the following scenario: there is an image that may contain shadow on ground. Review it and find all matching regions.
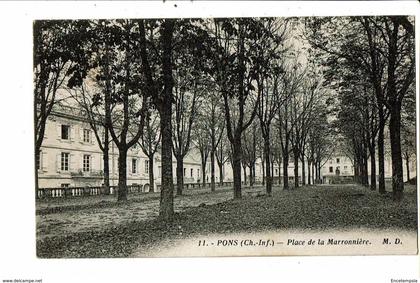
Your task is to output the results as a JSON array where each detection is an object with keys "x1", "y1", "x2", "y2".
[{"x1": 36, "y1": 184, "x2": 418, "y2": 258}]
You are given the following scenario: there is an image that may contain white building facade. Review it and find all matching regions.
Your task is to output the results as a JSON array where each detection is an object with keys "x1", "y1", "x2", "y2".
[{"x1": 37, "y1": 107, "x2": 416, "y2": 192}]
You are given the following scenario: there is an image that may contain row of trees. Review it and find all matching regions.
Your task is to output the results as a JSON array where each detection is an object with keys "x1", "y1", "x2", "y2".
[
  {"x1": 306, "y1": 16, "x2": 415, "y2": 200},
  {"x1": 34, "y1": 16, "x2": 414, "y2": 222}
]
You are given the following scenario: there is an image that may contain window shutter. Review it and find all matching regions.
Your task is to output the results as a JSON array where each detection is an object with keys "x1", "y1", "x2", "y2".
[
  {"x1": 128, "y1": 158, "x2": 132, "y2": 175},
  {"x1": 136, "y1": 159, "x2": 139, "y2": 175},
  {"x1": 70, "y1": 126, "x2": 75, "y2": 141},
  {"x1": 100, "y1": 154, "x2": 103, "y2": 171},
  {"x1": 79, "y1": 128, "x2": 83, "y2": 142},
  {"x1": 57, "y1": 124, "x2": 61, "y2": 139},
  {"x1": 91, "y1": 155, "x2": 95, "y2": 171},
  {"x1": 70, "y1": 153, "x2": 76, "y2": 172},
  {"x1": 42, "y1": 151, "x2": 48, "y2": 171},
  {"x1": 91, "y1": 132, "x2": 95, "y2": 145},
  {"x1": 56, "y1": 153, "x2": 61, "y2": 172}
]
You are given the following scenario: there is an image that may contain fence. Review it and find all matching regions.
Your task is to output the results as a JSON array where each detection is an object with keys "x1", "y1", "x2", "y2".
[
  {"x1": 37, "y1": 181, "x2": 236, "y2": 199},
  {"x1": 37, "y1": 184, "x2": 145, "y2": 199},
  {"x1": 157, "y1": 181, "x2": 235, "y2": 191}
]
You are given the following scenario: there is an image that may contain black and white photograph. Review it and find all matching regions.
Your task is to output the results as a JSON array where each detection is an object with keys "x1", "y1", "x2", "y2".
[
  {"x1": 34, "y1": 15, "x2": 417, "y2": 258},
  {"x1": 0, "y1": 1, "x2": 419, "y2": 283}
]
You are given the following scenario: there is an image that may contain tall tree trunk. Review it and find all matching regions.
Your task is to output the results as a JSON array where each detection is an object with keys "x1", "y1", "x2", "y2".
[
  {"x1": 307, "y1": 160, "x2": 311, "y2": 186},
  {"x1": 369, "y1": 145, "x2": 376, "y2": 190},
  {"x1": 218, "y1": 161, "x2": 223, "y2": 186},
  {"x1": 389, "y1": 104, "x2": 404, "y2": 200},
  {"x1": 243, "y1": 164, "x2": 247, "y2": 185},
  {"x1": 378, "y1": 121, "x2": 386, "y2": 194},
  {"x1": 249, "y1": 165, "x2": 254, "y2": 188},
  {"x1": 261, "y1": 154, "x2": 265, "y2": 186},
  {"x1": 176, "y1": 156, "x2": 184, "y2": 195},
  {"x1": 117, "y1": 148, "x2": 128, "y2": 201},
  {"x1": 301, "y1": 154, "x2": 306, "y2": 186},
  {"x1": 232, "y1": 139, "x2": 242, "y2": 199},
  {"x1": 253, "y1": 163, "x2": 257, "y2": 186},
  {"x1": 354, "y1": 154, "x2": 360, "y2": 183},
  {"x1": 103, "y1": 130, "x2": 110, "y2": 195},
  {"x1": 294, "y1": 150, "x2": 299, "y2": 188},
  {"x1": 148, "y1": 155, "x2": 154, "y2": 193},
  {"x1": 159, "y1": 105, "x2": 174, "y2": 220},
  {"x1": 271, "y1": 161, "x2": 274, "y2": 183},
  {"x1": 362, "y1": 146, "x2": 369, "y2": 187},
  {"x1": 201, "y1": 160, "x2": 206, "y2": 187},
  {"x1": 317, "y1": 161, "x2": 321, "y2": 184},
  {"x1": 210, "y1": 149, "x2": 215, "y2": 192},
  {"x1": 264, "y1": 138, "x2": 272, "y2": 196},
  {"x1": 34, "y1": 73, "x2": 47, "y2": 200},
  {"x1": 311, "y1": 162, "x2": 315, "y2": 185},
  {"x1": 35, "y1": 147, "x2": 40, "y2": 199},
  {"x1": 158, "y1": 19, "x2": 175, "y2": 221},
  {"x1": 405, "y1": 154, "x2": 410, "y2": 182},
  {"x1": 283, "y1": 154, "x2": 289, "y2": 190}
]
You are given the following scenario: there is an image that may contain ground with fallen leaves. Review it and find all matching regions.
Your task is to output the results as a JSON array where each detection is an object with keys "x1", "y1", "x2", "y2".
[{"x1": 36, "y1": 184, "x2": 417, "y2": 258}]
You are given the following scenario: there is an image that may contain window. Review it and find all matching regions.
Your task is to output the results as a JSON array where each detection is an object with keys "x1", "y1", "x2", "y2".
[
  {"x1": 197, "y1": 168, "x2": 200, "y2": 178},
  {"x1": 145, "y1": 160, "x2": 149, "y2": 174},
  {"x1": 61, "y1": 152, "x2": 69, "y2": 171},
  {"x1": 61, "y1": 183, "x2": 70, "y2": 188},
  {"x1": 61, "y1": 125, "x2": 70, "y2": 140},
  {"x1": 275, "y1": 168, "x2": 278, "y2": 175},
  {"x1": 132, "y1": 159, "x2": 137, "y2": 174},
  {"x1": 191, "y1": 168, "x2": 193, "y2": 178},
  {"x1": 184, "y1": 168, "x2": 186, "y2": 177},
  {"x1": 329, "y1": 166, "x2": 333, "y2": 173},
  {"x1": 83, "y1": 129, "x2": 91, "y2": 143},
  {"x1": 83, "y1": 154, "x2": 90, "y2": 172},
  {"x1": 336, "y1": 158, "x2": 340, "y2": 163},
  {"x1": 344, "y1": 166, "x2": 348, "y2": 170}
]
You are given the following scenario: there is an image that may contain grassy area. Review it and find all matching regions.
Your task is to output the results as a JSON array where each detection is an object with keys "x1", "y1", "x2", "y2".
[{"x1": 36, "y1": 184, "x2": 418, "y2": 258}]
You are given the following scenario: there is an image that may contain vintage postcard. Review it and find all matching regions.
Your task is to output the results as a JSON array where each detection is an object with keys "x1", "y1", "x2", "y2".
[
  {"x1": 0, "y1": 1, "x2": 419, "y2": 283},
  {"x1": 34, "y1": 14, "x2": 418, "y2": 259}
]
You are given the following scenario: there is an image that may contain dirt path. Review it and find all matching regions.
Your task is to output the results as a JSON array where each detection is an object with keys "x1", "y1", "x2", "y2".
[{"x1": 37, "y1": 186, "x2": 265, "y2": 240}]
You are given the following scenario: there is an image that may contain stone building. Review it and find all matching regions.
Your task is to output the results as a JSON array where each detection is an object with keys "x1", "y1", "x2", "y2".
[{"x1": 37, "y1": 106, "x2": 416, "y2": 193}]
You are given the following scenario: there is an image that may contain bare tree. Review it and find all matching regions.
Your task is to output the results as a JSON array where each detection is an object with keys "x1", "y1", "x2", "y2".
[
  {"x1": 206, "y1": 92, "x2": 225, "y2": 191},
  {"x1": 139, "y1": 108, "x2": 161, "y2": 193},
  {"x1": 66, "y1": 82, "x2": 112, "y2": 194},
  {"x1": 34, "y1": 20, "x2": 91, "y2": 197},
  {"x1": 255, "y1": 18, "x2": 289, "y2": 196},
  {"x1": 215, "y1": 134, "x2": 231, "y2": 186},
  {"x1": 242, "y1": 121, "x2": 259, "y2": 188},
  {"x1": 100, "y1": 20, "x2": 148, "y2": 202},
  {"x1": 210, "y1": 18, "x2": 268, "y2": 199},
  {"x1": 138, "y1": 19, "x2": 176, "y2": 220},
  {"x1": 276, "y1": 59, "x2": 305, "y2": 190},
  {"x1": 193, "y1": 116, "x2": 211, "y2": 186},
  {"x1": 172, "y1": 75, "x2": 200, "y2": 195},
  {"x1": 307, "y1": 16, "x2": 415, "y2": 200}
]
